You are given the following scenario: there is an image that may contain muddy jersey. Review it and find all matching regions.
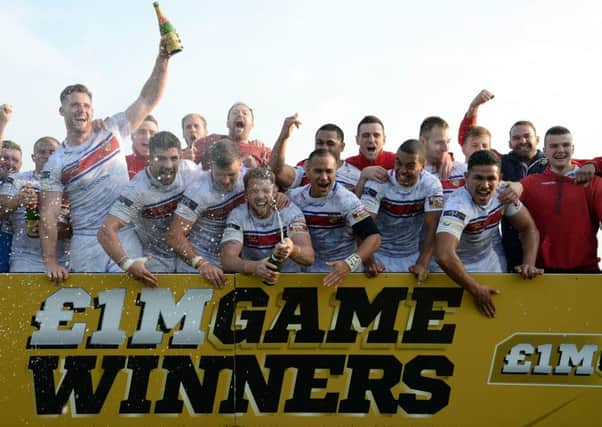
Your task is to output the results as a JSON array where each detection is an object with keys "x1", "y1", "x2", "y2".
[
  {"x1": 174, "y1": 169, "x2": 246, "y2": 265},
  {"x1": 289, "y1": 182, "x2": 371, "y2": 261},
  {"x1": 221, "y1": 203, "x2": 308, "y2": 272},
  {"x1": 40, "y1": 113, "x2": 130, "y2": 235},
  {"x1": 290, "y1": 161, "x2": 361, "y2": 192},
  {"x1": 0, "y1": 171, "x2": 70, "y2": 269},
  {"x1": 110, "y1": 160, "x2": 199, "y2": 259},
  {"x1": 426, "y1": 161, "x2": 467, "y2": 201},
  {"x1": 436, "y1": 186, "x2": 521, "y2": 271},
  {"x1": 361, "y1": 169, "x2": 443, "y2": 257}
]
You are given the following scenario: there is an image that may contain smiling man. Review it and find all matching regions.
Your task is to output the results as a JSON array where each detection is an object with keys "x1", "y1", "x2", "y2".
[
  {"x1": 98, "y1": 131, "x2": 199, "y2": 287},
  {"x1": 221, "y1": 167, "x2": 314, "y2": 284},
  {"x1": 435, "y1": 150, "x2": 541, "y2": 318},
  {"x1": 126, "y1": 115, "x2": 159, "y2": 178},
  {"x1": 361, "y1": 139, "x2": 443, "y2": 281},
  {"x1": 289, "y1": 149, "x2": 381, "y2": 287},
  {"x1": 520, "y1": 126, "x2": 602, "y2": 273}
]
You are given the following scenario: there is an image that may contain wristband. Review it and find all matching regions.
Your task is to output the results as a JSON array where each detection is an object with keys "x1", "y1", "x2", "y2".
[
  {"x1": 344, "y1": 253, "x2": 362, "y2": 272},
  {"x1": 190, "y1": 255, "x2": 205, "y2": 268},
  {"x1": 119, "y1": 256, "x2": 148, "y2": 272}
]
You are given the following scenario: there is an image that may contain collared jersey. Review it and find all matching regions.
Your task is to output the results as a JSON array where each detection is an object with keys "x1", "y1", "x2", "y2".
[
  {"x1": 362, "y1": 169, "x2": 443, "y2": 257},
  {"x1": 221, "y1": 203, "x2": 308, "y2": 272},
  {"x1": 110, "y1": 160, "x2": 200, "y2": 258},
  {"x1": 289, "y1": 182, "x2": 371, "y2": 261},
  {"x1": 426, "y1": 161, "x2": 467, "y2": 200},
  {"x1": 437, "y1": 186, "x2": 521, "y2": 271},
  {"x1": 174, "y1": 168, "x2": 246, "y2": 265},
  {"x1": 40, "y1": 113, "x2": 130, "y2": 235}
]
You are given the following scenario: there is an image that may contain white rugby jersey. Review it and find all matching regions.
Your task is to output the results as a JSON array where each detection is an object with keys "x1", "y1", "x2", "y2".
[
  {"x1": 0, "y1": 170, "x2": 70, "y2": 266},
  {"x1": 436, "y1": 186, "x2": 521, "y2": 271},
  {"x1": 289, "y1": 182, "x2": 371, "y2": 261},
  {"x1": 290, "y1": 160, "x2": 360, "y2": 192},
  {"x1": 426, "y1": 160, "x2": 467, "y2": 200},
  {"x1": 221, "y1": 203, "x2": 308, "y2": 272},
  {"x1": 174, "y1": 169, "x2": 246, "y2": 265},
  {"x1": 40, "y1": 113, "x2": 130, "y2": 235},
  {"x1": 110, "y1": 160, "x2": 199, "y2": 259},
  {"x1": 361, "y1": 169, "x2": 443, "y2": 257}
]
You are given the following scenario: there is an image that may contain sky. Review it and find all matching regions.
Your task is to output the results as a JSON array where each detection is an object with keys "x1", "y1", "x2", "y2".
[{"x1": 2, "y1": 0, "x2": 602, "y2": 171}]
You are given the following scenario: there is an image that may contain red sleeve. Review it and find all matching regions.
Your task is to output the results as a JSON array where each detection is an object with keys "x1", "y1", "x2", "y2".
[
  {"x1": 458, "y1": 113, "x2": 477, "y2": 147},
  {"x1": 346, "y1": 154, "x2": 362, "y2": 169}
]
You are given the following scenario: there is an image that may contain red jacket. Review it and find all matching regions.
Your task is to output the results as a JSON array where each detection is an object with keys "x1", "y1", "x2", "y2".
[
  {"x1": 520, "y1": 166, "x2": 602, "y2": 271},
  {"x1": 126, "y1": 152, "x2": 148, "y2": 179},
  {"x1": 346, "y1": 150, "x2": 396, "y2": 170}
]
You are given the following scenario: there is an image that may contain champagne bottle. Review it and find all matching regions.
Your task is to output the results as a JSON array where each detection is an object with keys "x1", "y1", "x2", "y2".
[
  {"x1": 153, "y1": 1, "x2": 183, "y2": 56},
  {"x1": 25, "y1": 203, "x2": 40, "y2": 238},
  {"x1": 262, "y1": 252, "x2": 283, "y2": 286}
]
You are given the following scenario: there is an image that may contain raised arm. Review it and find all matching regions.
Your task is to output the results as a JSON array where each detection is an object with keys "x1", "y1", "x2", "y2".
[
  {"x1": 458, "y1": 89, "x2": 494, "y2": 146},
  {"x1": 434, "y1": 232, "x2": 499, "y2": 318},
  {"x1": 0, "y1": 104, "x2": 12, "y2": 142},
  {"x1": 507, "y1": 206, "x2": 542, "y2": 279},
  {"x1": 125, "y1": 38, "x2": 171, "y2": 132},
  {"x1": 39, "y1": 190, "x2": 68, "y2": 284},
  {"x1": 269, "y1": 114, "x2": 301, "y2": 189}
]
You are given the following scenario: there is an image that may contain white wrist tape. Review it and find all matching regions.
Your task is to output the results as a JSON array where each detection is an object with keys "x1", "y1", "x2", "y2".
[
  {"x1": 119, "y1": 256, "x2": 148, "y2": 272},
  {"x1": 191, "y1": 255, "x2": 207, "y2": 269},
  {"x1": 344, "y1": 253, "x2": 362, "y2": 272}
]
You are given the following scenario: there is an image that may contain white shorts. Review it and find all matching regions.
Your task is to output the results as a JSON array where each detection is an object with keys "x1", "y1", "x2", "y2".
[
  {"x1": 144, "y1": 255, "x2": 177, "y2": 273},
  {"x1": 374, "y1": 251, "x2": 419, "y2": 273}
]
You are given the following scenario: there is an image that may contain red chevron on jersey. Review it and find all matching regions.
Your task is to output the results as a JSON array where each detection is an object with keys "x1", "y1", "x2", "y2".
[
  {"x1": 304, "y1": 212, "x2": 346, "y2": 228},
  {"x1": 61, "y1": 135, "x2": 120, "y2": 184},
  {"x1": 381, "y1": 198, "x2": 425, "y2": 217},
  {"x1": 464, "y1": 206, "x2": 503, "y2": 233},
  {"x1": 243, "y1": 230, "x2": 281, "y2": 249},
  {"x1": 203, "y1": 193, "x2": 245, "y2": 220},
  {"x1": 441, "y1": 177, "x2": 465, "y2": 191},
  {"x1": 142, "y1": 193, "x2": 183, "y2": 219}
]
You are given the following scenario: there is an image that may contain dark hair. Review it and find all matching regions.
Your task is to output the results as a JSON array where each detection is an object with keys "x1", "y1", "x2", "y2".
[
  {"x1": 60, "y1": 84, "x2": 92, "y2": 103},
  {"x1": 356, "y1": 115, "x2": 385, "y2": 136},
  {"x1": 149, "y1": 131, "x2": 181, "y2": 154},
  {"x1": 181, "y1": 113, "x2": 207, "y2": 129},
  {"x1": 464, "y1": 126, "x2": 491, "y2": 145},
  {"x1": 33, "y1": 136, "x2": 59, "y2": 152},
  {"x1": 419, "y1": 116, "x2": 449, "y2": 137},
  {"x1": 315, "y1": 123, "x2": 344, "y2": 142},
  {"x1": 397, "y1": 138, "x2": 425, "y2": 161},
  {"x1": 307, "y1": 148, "x2": 337, "y2": 164},
  {"x1": 544, "y1": 125, "x2": 571, "y2": 142},
  {"x1": 467, "y1": 149, "x2": 501, "y2": 171},
  {"x1": 1, "y1": 140, "x2": 22, "y2": 153},
  {"x1": 211, "y1": 138, "x2": 240, "y2": 168},
  {"x1": 509, "y1": 120, "x2": 537, "y2": 137},
  {"x1": 227, "y1": 102, "x2": 254, "y2": 121},
  {"x1": 243, "y1": 167, "x2": 275, "y2": 188}
]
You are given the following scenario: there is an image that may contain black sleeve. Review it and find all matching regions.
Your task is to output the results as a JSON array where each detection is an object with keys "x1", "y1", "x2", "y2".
[{"x1": 352, "y1": 216, "x2": 380, "y2": 240}]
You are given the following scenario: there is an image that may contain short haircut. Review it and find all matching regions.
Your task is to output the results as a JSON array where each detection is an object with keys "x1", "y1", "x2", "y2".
[
  {"x1": 356, "y1": 115, "x2": 385, "y2": 136},
  {"x1": 211, "y1": 138, "x2": 240, "y2": 168},
  {"x1": 181, "y1": 113, "x2": 207, "y2": 129},
  {"x1": 1, "y1": 140, "x2": 22, "y2": 153},
  {"x1": 464, "y1": 126, "x2": 491, "y2": 144},
  {"x1": 315, "y1": 123, "x2": 344, "y2": 142},
  {"x1": 544, "y1": 125, "x2": 571, "y2": 143},
  {"x1": 509, "y1": 120, "x2": 537, "y2": 137},
  {"x1": 467, "y1": 149, "x2": 501, "y2": 172},
  {"x1": 143, "y1": 114, "x2": 159, "y2": 127},
  {"x1": 243, "y1": 167, "x2": 275, "y2": 188},
  {"x1": 149, "y1": 131, "x2": 181, "y2": 154},
  {"x1": 227, "y1": 102, "x2": 254, "y2": 121},
  {"x1": 397, "y1": 138, "x2": 425, "y2": 162},
  {"x1": 33, "y1": 136, "x2": 60, "y2": 152},
  {"x1": 60, "y1": 83, "x2": 92, "y2": 103},
  {"x1": 307, "y1": 148, "x2": 337, "y2": 165},
  {"x1": 419, "y1": 116, "x2": 449, "y2": 137}
]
